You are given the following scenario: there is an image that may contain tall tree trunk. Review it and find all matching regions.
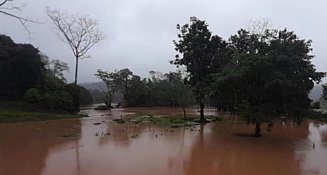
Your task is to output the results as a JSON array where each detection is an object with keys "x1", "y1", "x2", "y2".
[
  {"x1": 107, "y1": 93, "x2": 112, "y2": 108},
  {"x1": 72, "y1": 84, "x2": 80, "y2": 112},
  {"x1": 105, "y1": 97, "x2": 109, "y2": 107},
  {"x1": 73, "y1": 57, "x2": 80, "y2": 111},
  {"x1": 108, "y1": 99, "x2": 112, "y2": 108},
  {"x1": 254, "y1": 122, "x2": 262, "y2": 137},
  {"x1": 74, "y1": 57, "x2": 79, "y2": 85},
  {"x1": 183, "y1": 106, "x2": 186, "y2": 120},
  {"x1": 199, "y1": 101, "x2": 205, "y2": 123}
]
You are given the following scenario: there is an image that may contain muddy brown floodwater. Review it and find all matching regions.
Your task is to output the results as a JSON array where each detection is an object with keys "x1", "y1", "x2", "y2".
[{"x1": 0, "y1": 107, "x2": 327, "y2": 175}]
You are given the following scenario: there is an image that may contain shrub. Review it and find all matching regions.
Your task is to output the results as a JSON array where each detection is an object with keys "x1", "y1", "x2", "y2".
[{"x1": 24, "y1": 88, "x2": 42, "y2": 104}]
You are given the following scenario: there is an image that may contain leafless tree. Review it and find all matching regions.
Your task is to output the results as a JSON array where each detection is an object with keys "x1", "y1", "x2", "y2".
[
  {"x1": 0, "y1": 0, "x2": 38, "y2": 37},
  {"x1": 248, "y1": 18, "x2": 272, "y2": 35},
  {"x1": 46, "y1": 8, "x2": 105, "y2": 85},
  {"x1": 247, "y1": 18, "x2": 276, "y2": 43}
]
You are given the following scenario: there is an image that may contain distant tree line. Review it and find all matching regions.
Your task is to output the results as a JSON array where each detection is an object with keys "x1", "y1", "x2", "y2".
[
  {"x1": 95, "y1": 69, "x2": 196, "y2": 111},
  {"x1": 172, "y1": 17, "x2": 325, "y2": 136},
  {"x1": 0, "y1": 35, "x2": 92, "y2": 113}
]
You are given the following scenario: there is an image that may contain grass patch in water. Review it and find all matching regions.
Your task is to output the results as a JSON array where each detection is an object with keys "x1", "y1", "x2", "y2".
[
  {"x1": 128, "y1": 114, "x2": 222, "y2": 127},
  {"x1": 113, "y1": 118, "x2": 126, "y2": 124}
]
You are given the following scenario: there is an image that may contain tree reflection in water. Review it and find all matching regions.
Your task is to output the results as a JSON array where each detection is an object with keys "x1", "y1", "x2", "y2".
[{"x1": 0, "y1": 120, "x2": 81, "y2": 175}]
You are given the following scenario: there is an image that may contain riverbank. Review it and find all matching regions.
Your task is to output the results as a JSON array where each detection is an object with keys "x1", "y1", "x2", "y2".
[
  {"x1": 0, "y1": 101, "x2": 83, "y2": 123},
  {"x1": 0, "y1": 110, "x2": 81, "y2": 123}
]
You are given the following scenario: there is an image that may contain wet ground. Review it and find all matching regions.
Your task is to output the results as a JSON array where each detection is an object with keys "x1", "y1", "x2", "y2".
[{"x1": 0, "y1": 107, "x2": 326, "y2": 175}]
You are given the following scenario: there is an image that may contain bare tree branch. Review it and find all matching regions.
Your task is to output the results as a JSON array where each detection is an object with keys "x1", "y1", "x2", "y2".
[
  {"x1": 0, "y1": 0, "x2": 40, "y2": 37},
  {"x1": 46, "y1": 7, "x2": 105, "y2": 84},
  {"x1": 0, "y1": 0, "x2": 11, "y2": 7},
  {"x1": 247, "y1": 18, "x2": 274, "y2": 42}
]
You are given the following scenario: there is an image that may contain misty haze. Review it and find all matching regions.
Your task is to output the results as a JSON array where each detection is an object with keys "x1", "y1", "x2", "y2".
[{"x1": 1, "y1": 0, "x2": 327, "y2": 175}]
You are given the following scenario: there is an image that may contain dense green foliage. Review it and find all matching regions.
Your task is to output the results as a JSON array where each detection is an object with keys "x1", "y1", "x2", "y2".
[
  {"x1": 322, "y1": 84, "x2": 327, "y2": 100},
  {"x1": 0, "y1": 35, "x2": 92, "y2": 113},
  {"x1": 95, "y1": 69, "x2": 196, "y2": 108},
  {"x1": 171, "y1": 17, "x2": 229, "y2": 122},
  {"x1": 0, "y1": 35, "x2": 45, "y2": 100},
  {"x1": 79, "y1": 86, "x2": 93, "y2": 105},
  {"x1": 216, "y1": 29, "x2": 325, "y2": 119},
  {"x1": 172, "y1": 17, "x2": 325, "y2": 135}
]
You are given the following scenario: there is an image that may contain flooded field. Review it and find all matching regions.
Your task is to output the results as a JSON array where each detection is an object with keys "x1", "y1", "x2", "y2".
[{"x1": 0, "y1": 107, "x2": 326, "y2": 175}]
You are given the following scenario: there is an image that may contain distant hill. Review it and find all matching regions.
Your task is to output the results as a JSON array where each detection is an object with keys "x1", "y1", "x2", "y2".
[
  {"x1": 79, "y1": 82, "x2": 123, "y2": 103},
  {"x1": 79, "y1": 81, "x2": 106, "y2": 91},
  {"x1": 309, "y1": 84, "x2": 323, "y2": 102}
]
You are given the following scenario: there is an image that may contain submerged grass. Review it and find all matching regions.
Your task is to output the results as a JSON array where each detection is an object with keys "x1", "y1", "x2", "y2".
[{"x1": 126, "y1": 113, "x2": 222, "y2": 127}]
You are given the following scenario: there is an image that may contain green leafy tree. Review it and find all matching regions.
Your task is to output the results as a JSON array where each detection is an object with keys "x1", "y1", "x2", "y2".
[
  {"x1": 124, "y1": 75, "x2": 148, "y2": 107},
  {"x1": 117, "y1": 68, "x2": 133, "y2": 104},
  {"x1": 165, "y1": 72, "x2": 195, "y2": 118},
  {"x1": 95, "y1": 69, "x2": 121, "y2": 108},
  {"x1": 215, "y1": 28, "x2": 325, "y2": 136},
  {"x1": 171, "y1": 17, "x2": 228, "y2": 122}
]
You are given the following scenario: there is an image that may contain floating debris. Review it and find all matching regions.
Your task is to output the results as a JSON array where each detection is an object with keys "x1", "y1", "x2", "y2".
[
  {"x1": 80, "y1": 114, "x2": 89, "y2": 117},
  {"x1": 62, "y1": 134, "x2": 77, "y2": 138}
]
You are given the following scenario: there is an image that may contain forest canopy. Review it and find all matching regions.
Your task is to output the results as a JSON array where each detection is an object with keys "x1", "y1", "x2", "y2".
[{"x1": 0, "y1": 35, "x2": 92, "y2": 112}]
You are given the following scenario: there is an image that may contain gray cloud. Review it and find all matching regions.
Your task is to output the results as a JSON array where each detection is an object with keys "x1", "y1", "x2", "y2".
[{"x1": 1, "y1": 0, "x2": 326, "y2": 83}]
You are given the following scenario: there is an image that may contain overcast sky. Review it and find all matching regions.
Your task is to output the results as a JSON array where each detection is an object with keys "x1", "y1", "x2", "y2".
[{"x1": 1, "y1": 0, "x2": 327, "y2": 83}]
